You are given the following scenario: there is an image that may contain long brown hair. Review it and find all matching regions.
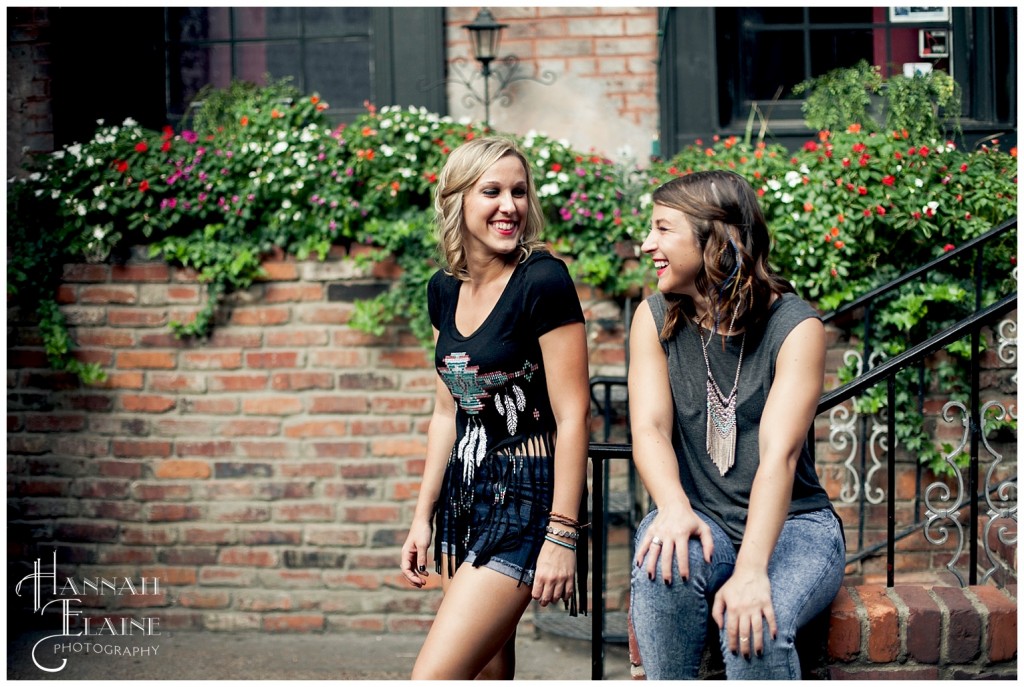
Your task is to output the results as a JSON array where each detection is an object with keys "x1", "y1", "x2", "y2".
[
  {"x1": 433, "y1": 137, "x2": 545, "y2": 281},
  {"x1": 653, "y1": 169, "x2": 794, "y2": 340}
]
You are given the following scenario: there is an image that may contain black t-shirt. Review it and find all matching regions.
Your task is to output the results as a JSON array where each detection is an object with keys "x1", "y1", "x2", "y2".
[{"x1": 427, "y1": 250, "x2": 585, "y2": 572}]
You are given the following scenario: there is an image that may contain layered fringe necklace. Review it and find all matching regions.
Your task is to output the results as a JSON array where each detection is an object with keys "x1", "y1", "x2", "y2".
[{"x1": 700, "y1": 308, "x2": 746, "y2": 477}]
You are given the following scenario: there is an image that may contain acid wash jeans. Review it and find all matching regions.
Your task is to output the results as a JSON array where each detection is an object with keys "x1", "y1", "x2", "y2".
[{"x1": 630, "y1": 507, "x2": 845, "y2": 680}]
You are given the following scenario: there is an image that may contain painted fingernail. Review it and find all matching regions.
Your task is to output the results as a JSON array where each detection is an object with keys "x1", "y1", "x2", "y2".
[{"x1": 418, "y1": 565, "x2": 426, "y2": 572}]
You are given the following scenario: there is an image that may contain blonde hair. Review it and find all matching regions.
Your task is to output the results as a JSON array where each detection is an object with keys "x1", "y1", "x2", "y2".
[
  {"x1": 433, "y1": 137, "x2": 545, "y2": 280},
  {"x1": 653, "y1": 169, "x2": 794, "y2": 340}
]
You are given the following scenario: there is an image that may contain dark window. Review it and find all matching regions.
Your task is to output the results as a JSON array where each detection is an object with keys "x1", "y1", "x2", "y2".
[
  {"x1": 717, "y1": 7, "x2": 954, "y2": 127},
  {"x1": 165, "y1": 7, "x2": 374, "y2": 125}
]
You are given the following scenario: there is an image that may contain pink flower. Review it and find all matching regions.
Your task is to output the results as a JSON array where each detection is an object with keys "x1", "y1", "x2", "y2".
[{"x1": 943, "y1": 244, "x2": 955, "y2": 252}]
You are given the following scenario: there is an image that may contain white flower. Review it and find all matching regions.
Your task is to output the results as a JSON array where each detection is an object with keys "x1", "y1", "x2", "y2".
[
  {"x1": 926, "y1": 201, "x2": 939, "y2": 211},
  {"x1": 458, "y1": 116, "x2": 471, "y2": 125},
  {"x1": 294, "y1": 179, "x2": 304, "y2": 189},
  {"x1": 122, "y1": 117, "x2": 137, "y2": 127},
  {"x1": 380, "y1": 144, "x2": 394, "y2": 157},
  {"x1": 52, "y1": 150, "x2": 65, "y2": 160},
  {"x1": 96, "y1": 119, "x2": 104, "y2": 126},
  {"x1": 380, "y1": 118, "x2": 392, "y2": 129},
  {"x1": 282, "y1": 199, "x2": 292, "y2": 209},
  {"x1": 799, "y1": 164, "x2": 810, "y2": 175},
  {"x1": 784, "y1": 170, "x2": 801, "y2": 187},
  {"x1": 300, "y1": 125, "x2": 316, "y2": 143},
  {"x1": 28, "y1": 172, "x2": 41, "y2": 181},
  {"x1": 557, "y1": 172, "x2": 569, "y2": 184},
  {"x1": 67, "y1": 144, "x2": 82, "y2": 159},
  {"x1": 293, "y1": 211, "x2": 302, "y2": 221},
  {"x1": 539, "y1": 147, "x2": 550, "y2": 159},
  {"x1": 781, "y1": 193, "x2": 793, "y2": 204},
  {"x1": 272, "y1": 141, "x2": 289, "y2": 155},
  {"x1": 767, "y1": 179, "x2": 781, "y2": 191},
  {"x1": 539, "y1": 182, "x2": 559, "y2": 197},
  {"x1": 76, "y1": 204, "x2": 87, "y2": 216},
  {"x1": 639, "y1": 192, "x2": 652, "y2": 208},
  {"x1": 915, "y1": 178, "x2": 924, "y2": 188},
  {"x1": 96, "y1": 201, "x2": 106, "y2": 211},
  {"x1": 400, "y1": 168, "x2": 414, "y2": 178},
  {"x1": 51, "y1": 190, "x2": 60, "y2": 199},
  {"x1": 405, "y1": 132, "x2": 420, "y2": 143},
  {"x1": 791, "y1": 211, "x2": 800, "y2": 220}
]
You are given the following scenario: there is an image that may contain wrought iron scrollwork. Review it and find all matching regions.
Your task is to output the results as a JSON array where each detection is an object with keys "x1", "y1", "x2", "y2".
[
  {"x1": 979, "y1": 401, "x2": 1018, "y2": 585},
  {"x1": 923, "y1": 401, "x2": 970, "y2": 586}
]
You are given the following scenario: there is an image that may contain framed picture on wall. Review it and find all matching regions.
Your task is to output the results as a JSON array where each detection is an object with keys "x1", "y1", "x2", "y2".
[{"x1": 890, "y1": 7, "x2": 950, "y2": 23}]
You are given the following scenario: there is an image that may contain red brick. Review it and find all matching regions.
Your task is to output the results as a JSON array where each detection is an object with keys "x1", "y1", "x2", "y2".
[
  {"x1": 263, "y1": 614, "x2": 324, "y2": 633},
  {"x1": 391, "y1": 480, "x2": 422, "y2": 501},
  {"x1": 55, "y1": 522, "x2": 119, "y2": 542},
  {"x1": 107, "y1": 309, "x2": 168, "y2": 327},
  {"x1": 209, "y1": 504, "x2": 271, "y2": 523},
  {"x1": 182, "y1": 527, "x2": 236, "y2": 545},
  {"x1": 176, "y1": 440, "x2": 236, "y2": 457},
  {"x1": 371, "y1": 438, "x2": 427, "y2": 456},
  {"x1": 149, "y1": 373, "x2": 206, "y2": 392},
  {"x1": 343, "y1": 505, "x2": 401, "y2": 523},
  {"x1": 309, "y1": 350, "x2": 368, "y2": 368},
  {"x1": 266, "y1": 330, "x2": 328, "y2": 347},
  {"x1": 237, "y1": 441, "x2": 296, "y2": 459},
  {"x1": 350, "y1": 418, "x2": 413, "y2": 436},
  {"x1": 893, "y1": 585, "x2": 941, "y2": 663},
  {"x1": 138, "y1": 332, "x2": 191, "y2": 348},
  {"x1": 25, "y1": 414, "x2": 86, "y2": 432},
  {"x1": 154, "y1": 460, "x2": 211, "y2": 479},
  {"x1": 219, "y1": 548, "x2": 278, "y2": 567},
  {"x1": 243, "y1": 396, "x2": 303, "y2": 415},
  {"x1": 186, "y1": 397, "x2": 239, "y2": 414},
  {"x1": 306, "y1": 527, "x2": 365, "y2": 547},
  {"x1": 71, "y1": 348, "x2": 114, "y2": 366},
  {"x1": 933, "y1": 586, "x2": 982, "y2": 663},
  {"x1": 180, "y1": 351, "x2": 242, "y2": 369},
  {"x1": 121, "y1": 394, "x2": 177, "y2": 413},
  {"x1": 274, "y1": 503, "x2": 335, "y2": 522},
  {"x1": 970, "y1": 586, "x2": 1016, "y2": 663},
  {"x1": 829, "y1": 667, "x2": 940, "y2": 680},
  {"x1": 301, "y1": 306, "x2": 352, "y2": 325},
  {"x1": 220, "y1": 419, "x2": 280, "y2": 436},
  {"x1": 8, "y1": 349, "x2": 49, "y2": 368},
  {"x1": 89, "y1": 371, "x2": 145, "y2": 389},
  {"x1": 166, "y1": 285, "x2": 201, "y2": 302},
  {"x1": 230, "y1": 307, "x2": 291, "y2": 326},
  {"x1": 132, "y1": 483, "x2": 193, "y2": 501},
  {"x1": 97, "y1": 459, "x2": 146, "y2": 478},
  {"x1": 205, "y1": 330, "x2": 263, "y2": 348},
  {"x1": 121, "y1": 526, "x2": 177, "y2": 545},
  {"x1": 67, "y1": 393, "x2": 114, "y2": 411},
  {"x1": 117, "y1": 350, "x2": 176, "y2": 369},
  {"x1": 80, "y1": 500, "x2": 144, "y2": 521},
  {"x1": 208, "y1": 374, "x2": 269, "y2": 391},
  {"x1": 239, "y1": 528, "x2": 303, "y2": 545},
  {"x1": 279, "y1": 462, "x2": 337, "y2": 478},
  {"x1": 13, "y1": 478, "x2": 69, "y2": 496},
  {"x1": 246, "y1": 351, "x2": 301, "y2": 368},
  {"x1": 370, "y1": 396, "x2": 433, "y2": 414},
  {"x1": 113, "y1": 440, "x2": 173, "y2": 458},
  {"x1": 235, "y1": 592, "x2": 293, "y2": 611},
  {"x1": 79, "y1": 285, "x2": 137, "y2": 304},
  {"x1": 137, "y1": 565, "x2": 195, "y2": 585},
  {"x1": 199, "y1": 568, "x2": 257, "y2": 586},
  {"x1": 262, "y1": 283, "x2": 323, "y2": 302},
  {"x1": 75, "y1": 479, "x2": 130, "y2": 499},
  {"x1": 147, "y1": 504, "x2": 202, "y2": 522},
  {"x1": 828, "y1": 587, "x2": 861, "y2": 662},
  {"x1": 271, "y1": 372, "x2": 333, "y2": 390},
  {"x1": 177, "y1": 590, "x2": 230, "y2": 609},
  {"x1": 63, "y1": 263, "x2": 109, "y2": 282},
  {"x1": 259, "y1": 261, "x2": 299, "y2": 281},
  {"x1": 340, "y1": 462, "x2": 400, "y2": 479},
  {"x1": 378, "y1": 348, "x2": 430, "y2": 369},
  {"x1": 308, "y1": 396, "x2": 368, "y2": 414},
  {"x1": 111, "y1": 263, "x2": 170, "y2": 282},
  {"x1": 97, "y1": 547, "x2": 157, "y2": 565},
  {"x1": 283, "y1": 420, "x2": 347, "y2": 438}
]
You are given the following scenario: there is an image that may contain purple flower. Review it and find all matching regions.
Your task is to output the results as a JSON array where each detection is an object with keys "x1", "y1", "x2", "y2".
[
  {"x1": 576, "y1": 167, "x2": 586, "y2": 177},
  {"x1": 559, "y1": 207, "x2": 573, "y2": 221},
  {"x1": 182, "y1": 130, "x2": 198, "y2": 143},
  {"x1": 198, "y1": 192, "x2": 208, "y2": 202},
  {"x1": 596, "y1": 212, "x2": 604, "y2": 221}
]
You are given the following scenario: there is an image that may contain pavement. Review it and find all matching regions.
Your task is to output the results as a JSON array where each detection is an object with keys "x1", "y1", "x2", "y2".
[{"x1": 7, "y1": 615, "x2": 633, "y2": 682}]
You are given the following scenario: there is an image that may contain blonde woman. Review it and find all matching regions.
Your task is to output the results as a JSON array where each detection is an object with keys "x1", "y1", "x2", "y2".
[{"x1": 399, "y1": 137, "x2": 590, "y2": 679}]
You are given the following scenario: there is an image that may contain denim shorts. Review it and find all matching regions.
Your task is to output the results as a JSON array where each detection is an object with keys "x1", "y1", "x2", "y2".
[{"x1": 439, "y1": 452, "x2": 553, "y2": 586}]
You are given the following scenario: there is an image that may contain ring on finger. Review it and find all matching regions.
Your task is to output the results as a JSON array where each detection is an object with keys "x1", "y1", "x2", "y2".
[{"x1": 650, "y1": 536, "x2": 663, "y2": 547}]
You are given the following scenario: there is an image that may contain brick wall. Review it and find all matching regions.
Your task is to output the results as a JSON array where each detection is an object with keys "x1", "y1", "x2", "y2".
[
  {"x1": 6, "y1": 247, "x2": 629, "y2": 634},
  {"x1": 6, "y1": 6, "x2": 55, "y2": 174},
  {"x1": 444, "y1": 7, "x2": 659, "y2": 164}
]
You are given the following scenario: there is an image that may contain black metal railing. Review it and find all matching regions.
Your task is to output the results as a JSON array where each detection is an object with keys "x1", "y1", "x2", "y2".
[
  {"x1": 589, "y1": 293, "x2": 1017, "y2": 679},
  {"x1": 585, "y1": 218, "x2": 1018, "y2": 678}
]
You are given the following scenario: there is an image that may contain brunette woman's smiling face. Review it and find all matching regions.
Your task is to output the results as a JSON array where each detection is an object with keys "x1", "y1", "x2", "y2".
[
  {"x1": 641, "y1": 203, "x2": 704, "y2": 298},
  {"x1": 461, "y1": 154, "x2": 528, "y2": 261}
]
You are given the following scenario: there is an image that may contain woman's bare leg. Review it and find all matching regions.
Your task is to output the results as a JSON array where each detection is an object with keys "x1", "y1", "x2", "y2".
[{"x1": 411, "y1": 562, "x2": 533, "y2": 680}]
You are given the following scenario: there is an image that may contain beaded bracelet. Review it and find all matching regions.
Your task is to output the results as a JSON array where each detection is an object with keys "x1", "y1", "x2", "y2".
[
  {"x1": 545, "y1": 525, "x2": 579, "y2": 540},
  {"x1": 544, "y1": 535, "x2": 577, "y2": 551}
]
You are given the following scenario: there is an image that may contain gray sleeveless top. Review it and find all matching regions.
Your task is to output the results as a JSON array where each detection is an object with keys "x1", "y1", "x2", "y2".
[{"x1": 648, "y1": 292, "x2": 833, "y2": 547}]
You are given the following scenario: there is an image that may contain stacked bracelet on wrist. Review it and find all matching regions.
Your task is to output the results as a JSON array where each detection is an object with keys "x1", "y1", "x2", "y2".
[
  {"x1": 544, "y1": 510, "x2": 587, "y2": 551},
  {"x1": 545, "y1": 525, "x2": 579, "y2": 540},
  {"x1": 544, "y1": 534, "x2": 577, "y2": 551}
]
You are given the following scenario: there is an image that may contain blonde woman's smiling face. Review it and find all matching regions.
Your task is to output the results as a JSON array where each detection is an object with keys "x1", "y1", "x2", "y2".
[
  {"x1": 641, "y1": 203, "x2": 704, "y2": 297},
  {"x1": 461, "y1": 154, "x2": 528, "y2": 260}
]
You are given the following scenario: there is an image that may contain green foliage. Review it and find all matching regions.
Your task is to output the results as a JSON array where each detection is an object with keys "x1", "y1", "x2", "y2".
[
  {"x1": 885, "y1": 70, "x2": 962, "y2": 142},
  {"x1": 7, "y1": 78, "x2": 1017, "y2": 475},
  {"x1": 793, "y1": 60, "x2": 885, "y2": 133}
]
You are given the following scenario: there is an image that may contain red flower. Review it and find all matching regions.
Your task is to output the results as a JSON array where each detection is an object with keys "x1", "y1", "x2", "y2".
[
  {"x1": 161, "y1": 140, "x2": 171, "y2": 152},
  {"x1": 551, "y1": 163, "x2": 562, "y2": 172},
  {"x1": 831, "y1": 227, "x2": 840, "y2": 237},
  {"x1": 943, "y1": 244, "x2": 956, "y2": 252},
  {"x1": 876, "y1": 205, "x2": 886, "y2": 216},
  {"x1": 831, "y1": 267, "x2": 839, "y2": 277},
  {"x1": 842, "y1": 158, "x2": 851, "y2": 168},
  {"x1": 310, "y1": 95, "x2": 320, "y2": 104},
  {"x1": 965, "y1": 212, "x2": 972, "y2": 220},
  {"x1": 882, "y1": 175, "x2": 895, "y2": 186},
  {"x1": 803, "y1": 141, "x2": 819, "y2": 152},
  {"x1": 960, "y1": 163, "x2": 968, "y2": 172},
  {"x1": 162, "y1": 125, "x2": 174, "y2": 139},
  {"x1": 756, "y1": 188, "x2": 765, "y2": 197},
  {"x1": 919, "y1": 145, "x2": 930, "y2": 157},
  {"x1": 803, "y1": 202, "x2": 814, "y2": 212},
  {"x1": 114, "y1": 159, "x2": 128, "y2": 173},
  {"x1": 852, "y1": 142, "x2": 866, "y2": 153},
  {"x1": 894, "y1": 151, "x2": 903, "y2": 160},
  {"x1": 857, "y1": 186, "x2": 867, "y2": 195},
  {"x1": 863, "y1": 208, "x2": 873, "y2": 217},
  {"x1": 135, "y1": 141, "x2": 148, "y2": 153},
  {"x1": 912, "y1": 211, "x2": 921, "y2": 220},
  {"x1": 139, "y1": 180, "x2": 150, "y2": 192},
  {"x1": 240, "y1": 115, "x2": 249, "y2": 126},
  {"x1": 847, "y1": 123, "x2": 862, "y2": 133},
  {"x1": 834, "y1": 241, "x2": 845, "y2": 249}
]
